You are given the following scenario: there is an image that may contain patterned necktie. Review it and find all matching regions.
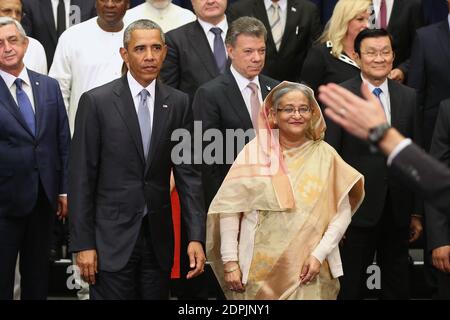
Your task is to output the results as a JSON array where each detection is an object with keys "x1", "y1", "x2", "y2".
[
  {"x1": 379, "y1": 0, "x2": 387, "y2": 29},
  {"x1": 210, "y1": 27, "x2": 227, "y2": 73},
  {"x1": 15, "y1": 78, "x2": 36, "y2": 136},
  {"x1": 269, "y1": 2, "x2": 283, "y2": 51},
  {"x1": 372, "y1": 87, "x2": 387, "y2": 120},
  {"x1": 137, "y1": 89, "x2": 151, "y2": 160},
  {"x1": 247, "y1": 82, "x2": 261, "y2": 130},
  {"x1": 57, "y1": 0, "x2": 66, "y2": 38}
]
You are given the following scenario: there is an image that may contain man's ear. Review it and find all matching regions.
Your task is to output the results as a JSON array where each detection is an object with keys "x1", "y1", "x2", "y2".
[{"x1": 120, "y1": 47, "x2": 128, "y2": 64}]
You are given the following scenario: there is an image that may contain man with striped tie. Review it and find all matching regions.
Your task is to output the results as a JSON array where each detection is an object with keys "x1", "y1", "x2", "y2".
[
  {"x1": 325, "y1": 28, "x2": 422, "y2": 300},
  {"x1": 227, "y1": 0, "x2": 322, "y2": 82}
]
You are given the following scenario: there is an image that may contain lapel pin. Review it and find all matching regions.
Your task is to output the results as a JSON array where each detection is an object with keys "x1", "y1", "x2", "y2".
[
  {"x1": 163, "y1": 104, "x2": 168, "y2": 108},
  {"x1": 266, "y1": 85, "x2": 271, "y2": 91},
  {"x1": 35, "y1": 82, "x2": 39, "y2": 86},
  {"x1": 291, "y1": 7, "x2": 296, "y2": 12}
]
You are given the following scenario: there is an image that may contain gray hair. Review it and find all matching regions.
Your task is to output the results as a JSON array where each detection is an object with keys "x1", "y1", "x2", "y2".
[
  {"x1": 123, "y1": 19, "x2": 165, "y2": 48},
  {"x1": 225, "y1": 16, "x2": 267, "y2": 47},
  {"x1": 271, "y1": 83, "x2": 314, "y2": 112},
  {"x1": 0, "y1": 17, "x2": 27, "y2": 39}
]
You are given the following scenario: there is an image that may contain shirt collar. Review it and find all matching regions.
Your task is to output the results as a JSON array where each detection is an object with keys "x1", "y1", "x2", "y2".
[
  {"x1": 230, "y1": 65, "x2": 260, "y2": 92},
  {"x1": 127, "y1": 71, "x2": 156, "y2": 100},
  {"x1": 197, "y1": 16, "x2": 228, "y2": 36},
  {"x1": 360, "y1": 73, "x2": 389, "y2": 95},
  {"x1": 264, "y1": 0, "x2": 287, "y2": 11},
  {"x1": 0, "y1": 66, "x2": 31, "y2": 89}
]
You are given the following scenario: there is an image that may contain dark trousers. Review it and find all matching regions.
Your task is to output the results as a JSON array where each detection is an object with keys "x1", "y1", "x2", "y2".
[
  {"x1": 90, "y1": 217, "x2": 170, "y2": 300},
  {"x1": 0, "y1": 185, "x2": 53, "y2": 300},
  {"x1": 338, "y1": 196, "x2": 410, "y2": 300}
]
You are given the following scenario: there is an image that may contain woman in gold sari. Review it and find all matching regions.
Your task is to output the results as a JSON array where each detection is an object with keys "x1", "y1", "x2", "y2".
[{"x1": 206, "y1": 82, "x2": 365, "y2": 300}]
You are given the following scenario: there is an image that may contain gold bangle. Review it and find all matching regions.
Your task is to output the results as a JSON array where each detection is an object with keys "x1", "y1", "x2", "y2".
[{"x1": 224, "y1": 266, "x2": 239, "y2": 273}]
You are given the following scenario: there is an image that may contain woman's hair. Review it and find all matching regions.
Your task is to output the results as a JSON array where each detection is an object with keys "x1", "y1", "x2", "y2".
[
  {"x1": 317, "y1": 0, "x2": 372, "y2": 58},
  {"x1": 271, "y1": 83, "x2": 314, "y2": 113}
]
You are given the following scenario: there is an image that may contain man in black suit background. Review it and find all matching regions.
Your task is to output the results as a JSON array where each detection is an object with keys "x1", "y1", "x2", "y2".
[
  {"x1": 372, "y1": 0, "x2": 423, "y2": 83},
  {"x1": 68, "y1": 19, "x2": 206, "y2": 300},
  {"x1": 325, "y1": 29, "x2": 422, "y2": 299},
  {"x1": 408, "y1": 0, "x2": 450, "y2": 150},
  {"x1": 193, "y1": 16, "x2": 278, "y2": 211},
  {"x1": 426, "y1": 98, "x2": 450, "y2": 299},
  {"x1": 227, "y1": 0, "x2": 321, "y2": 82},
  {"x1": 160, "y1": 0, "x2": 228, "y2": 104},
  {"x1": 21, "y1": 0, "x2": 96, "y2": 67}
]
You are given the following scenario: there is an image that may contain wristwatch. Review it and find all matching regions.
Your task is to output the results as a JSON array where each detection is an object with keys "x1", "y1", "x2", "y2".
[{"x1": 368, "y1": 123, "x2": 391, "y2": 152}]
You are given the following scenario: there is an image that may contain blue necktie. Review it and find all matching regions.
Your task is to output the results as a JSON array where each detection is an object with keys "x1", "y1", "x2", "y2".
[
  {"x1": 15, "y1": 78, "x2": 36, "y2": 136},
  {"x1": 137, "y1": 89, "x2": 151, "y2": 160},
  {"x1": 210, "y1": 27, "x2": 227, "y2": 74},
  {"x1": 372, "y1": 87, "x2": 384, "y2": 108}
]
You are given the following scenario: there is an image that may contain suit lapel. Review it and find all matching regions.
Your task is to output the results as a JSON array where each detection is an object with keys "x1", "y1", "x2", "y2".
[
  {"x1": 43, "y1": 0, "x2": 57, "y2": 45},
  {"x1": 437, "y1": 22, "x2": 450, "y2": 68},
  {"x1": 280, "y1": 0, "x2": 300, "y2": 52},
  {"x1": 387, "y1": 0, "x2": 401, "y2": 30},
  {"x1": 28, "y1": 70, "x2": 44, "y2": 139},
  {"x1": 224, "y1": 73, "x2": 253, "y2": 130},
  {"x1": 0, "y1": 73, "x2": 34, "y2": 137},
  {"x1": 388, "y1": 80, "x2": 401, "y2": 127},
  {"x1": 113, "y1": 76, "x2": 145, "y2": 164},
  {"x1": 259, "y1": 76, "x2": 273, "y2": 99},
  {"x1": 253, "y1": 0, "x2": 275, "y2": 50},
  {"x1": 188, "y1": 22, "x2": 220, "y2": 78},
  {"x1": 145, "y1": 80, "x2": 170, "y2": 174}
]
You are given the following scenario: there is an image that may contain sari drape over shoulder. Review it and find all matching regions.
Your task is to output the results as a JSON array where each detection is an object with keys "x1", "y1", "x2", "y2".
[{"x1": 206, "y1": 82, "x2": 364, "y2": 300}]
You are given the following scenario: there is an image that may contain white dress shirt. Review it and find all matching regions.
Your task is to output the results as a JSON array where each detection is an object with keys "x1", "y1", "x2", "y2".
[
  {"x1": 127, "y1": 72, "x2": 156, "y2": 133},
  {"x1": 125, "y1": 2, "x2": 196, "y2": 32},
  {"x1": 197, "y1": 16, "x2": 228, "y2": 54},
  {"x1": 230, "y1": 65, "x2": 263, "y2": 123},
  {"x1": 24, "y1": 37, "x2": 48, "y2": 75},
  {"x1": 372, "y1": 0, "x2": 394, "y2": 28},
  {"x1": 51, "y1": 0, "x2": 71, "y2": 29},
  {"x1": 49, "y1": 17, "x2": 125, "y2": 133},
  {"x1": 264, "y1": 0, "x2": 287, "y2": 34},
  {"x1": 361, "y1": 74, "x2": 391, "y2": 125},
  {"x1": 0, "y1": 67, "x2": 35, "y2": 112}
]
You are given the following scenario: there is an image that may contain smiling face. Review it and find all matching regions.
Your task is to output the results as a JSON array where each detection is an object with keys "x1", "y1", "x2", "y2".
[
  {"x1": 120, "y1": 28, "x2": 167, "y2": 87},
  {"x1": 0, "y1": 23, "x2": 28, "y2": 76},
  {"x1": 356, "y1": 35, "x2": 394, "y2": 84},
  {"x1": 272, "y1": 90, "x2": 313, "y2": 145}
]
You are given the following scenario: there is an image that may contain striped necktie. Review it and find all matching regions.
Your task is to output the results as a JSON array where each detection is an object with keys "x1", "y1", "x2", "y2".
[{"x1": 269, "y1": 3, "x2": 283, "y2": 51}]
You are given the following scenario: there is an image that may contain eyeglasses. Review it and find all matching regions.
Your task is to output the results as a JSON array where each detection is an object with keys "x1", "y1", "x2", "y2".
[
  {"x1": 277, "y1": 106, "x2": 311, "y2": 115},
  {"x1": 360, "y1": 50, "x2": 393, "y2": 59}
]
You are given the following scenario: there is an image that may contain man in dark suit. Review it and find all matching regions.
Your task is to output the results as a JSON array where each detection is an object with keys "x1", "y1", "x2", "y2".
[
  {"x1": 0, "y1": 17, "x2": 70, "y2": 299},
  {"x1": 227, "y1": 0, "x2": 321, "y2": 82},
  {"x1": 426, "y1": 99, "x2": 450, "y2": 299},
  {"x1": 193, "y1": 16, "x2": 278, "y2": 210},
  {"x1": 325, "y1": 29, "x2": 422, "y2": 299},
  {"x1": 68, "y1": 19, "x2": 206, "y2": 300},
  {"x1": 160, "y1": 0, "x2": 228, "y2": 104},
  {"x1": 374, "y1": 0, "x2": 424, "y2": 82},
  {"x1": 408, "y1": 1, "x2": 450, "y2": 150},
  {"x1": 21, "y1": 0, "x2": 96, "y2": 67}
]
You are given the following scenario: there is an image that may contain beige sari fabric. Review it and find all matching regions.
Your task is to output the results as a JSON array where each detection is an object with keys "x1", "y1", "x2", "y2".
[{"x1": 206, "y1": 82, "x2": 364, "y2": 300}]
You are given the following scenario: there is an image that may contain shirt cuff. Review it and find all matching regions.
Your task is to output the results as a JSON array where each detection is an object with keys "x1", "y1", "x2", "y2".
[
  {"x1": 387, "y1": 138, "x2": 412, "y2": 166},
  {"x1": 58, "y1": 194, "x2": 67, "y2": 197}
]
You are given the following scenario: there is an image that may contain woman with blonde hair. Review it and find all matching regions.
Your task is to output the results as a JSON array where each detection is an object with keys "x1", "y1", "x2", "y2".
[
  {"x1": 206, "y1": 82, "x2": 364, "y2": 299},
  {"x1": 301, "y1": 0, "x2": 371, "y2": 94}
]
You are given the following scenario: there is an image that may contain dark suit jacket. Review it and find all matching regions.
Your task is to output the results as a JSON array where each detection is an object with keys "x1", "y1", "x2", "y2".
[
  {"x1": 0, "y1": 69, "x2": 70, "y2": 217},
  {"x1": 227, "y1": 0, "x2": 322, "y2": 82},
  {"x1": 326, "y1": 76, "x2": 419, "y2": 228},
  {"x1": 408, "y1": 20, "x2": 450, "y2": 149},
  {"x1": 21, "y1": 0, "x2": 97, "y2": 67},
  {"x1": 160, "y1": 21, "x2": 222, "y2": 104},
  {"x1": 391, "y1": 143, "x2": 450, "y2": 219},
  {"x1": 68, "y1": 76, "x2": 205, "y2": 272},
  {"x1": 387, "y1": 0, "x2": 424, "y2": 77},
  {"x1": 192, "y1": 71, "x2": 279, "y2": 206},
  {"x1": 426, "y1": 99, "x2": 450, "y2": 251}
]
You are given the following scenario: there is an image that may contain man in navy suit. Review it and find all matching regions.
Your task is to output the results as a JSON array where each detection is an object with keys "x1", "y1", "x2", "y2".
[{"x1": 0, "y1": 17, "x2": 70, "y2": 299}]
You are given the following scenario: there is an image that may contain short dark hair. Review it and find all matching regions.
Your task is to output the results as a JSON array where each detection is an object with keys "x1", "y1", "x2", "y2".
[
  {"x1": 225, "y1": 16, "x2": 267, "y2": 47},
  {"x1": 354, "y1": 28, "x2": 395, "y2": 55}
]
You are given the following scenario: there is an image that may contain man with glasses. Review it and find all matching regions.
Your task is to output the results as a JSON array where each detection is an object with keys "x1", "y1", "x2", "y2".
[{"x1": 325, "y1": 28, "x2": 422, "y2": 299}]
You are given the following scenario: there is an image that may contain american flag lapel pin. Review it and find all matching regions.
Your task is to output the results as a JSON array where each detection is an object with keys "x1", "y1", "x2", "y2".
[{"x1": 291, "y1": 7, "x2": 296, "y2": 12}]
